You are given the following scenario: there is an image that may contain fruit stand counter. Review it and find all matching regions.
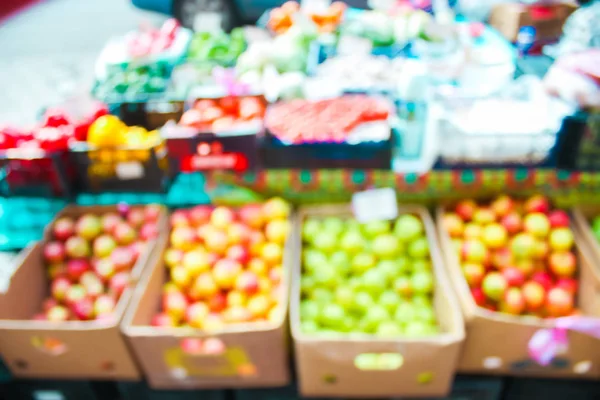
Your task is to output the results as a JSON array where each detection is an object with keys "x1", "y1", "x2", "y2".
[{"x1": 210, "y1": 169, "x2": 600, "y2": 205}]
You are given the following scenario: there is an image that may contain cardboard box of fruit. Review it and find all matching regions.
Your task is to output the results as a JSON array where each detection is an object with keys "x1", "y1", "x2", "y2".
[
  {"x1": 0, "y1": 204, "x2": 167, "y2": 380},
  {"x1": 292, "y1": 204, "x2": 464, "y2": 398},
  {"x1": 122, "y1": 200, "x2": 291, "y2": 389},
  {"x1": 437, "y1": 195, "x2": 600, "y2": 378}
]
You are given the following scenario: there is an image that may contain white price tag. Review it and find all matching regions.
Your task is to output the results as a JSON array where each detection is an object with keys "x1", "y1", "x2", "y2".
[
  {"x1": 33, "y1": 391, "x2": 65, "y2": 400},
  {"x1": 301, "y1": 0, "x2": 331, "y2": 14},
  {"x1": 338, "y1": 35, "x2": 372, "y2": 57},
  {"x1": 352, "y1": 188, "x2": 398, "y2": 223},
  {"x1": 116, "y1": 162, "x2": 144, "y2": 180},
  {"x1": 303, "y1": 78, "x2": 343, "y2": 100}
]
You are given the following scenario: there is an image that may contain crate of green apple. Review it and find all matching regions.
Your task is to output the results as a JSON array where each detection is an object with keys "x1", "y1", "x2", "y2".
[
  {"x1": 437, "y1": 195, "x2": 600, "y2": 378},
  {"x1": 122, "y1": 199, "x2": 292, "y2": 389},
  {"x1": 0, "y1": 204, "x2": 166, "y2": 380},
  {"x1": 292, "y1": 205, "x2": 464, "y2": 398}
]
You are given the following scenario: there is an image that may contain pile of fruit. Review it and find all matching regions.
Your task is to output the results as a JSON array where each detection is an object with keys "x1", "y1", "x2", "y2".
[
  {"x1": 187, "y1": 29, "x2": 246, "y2": 67},
  {"x1": 93, "y1": 63, "x2": 171, "y2": 99},
  {"x1": 179, "y1": 96, "x2": 266, "y2": 132},
  {"x1": 151, "y1": 198, "x2": 290, "y2": 329},
  {"x1": 34, "y1": 205, "x2": 163, "y2": 322},
  {"x1": 267, "y1": 1, "x2": 346, "y2": 34},
  {"x1": 300, "y1": 214, "x2": 439, "y2": 337},
  {"x1": 86, "y1": 115, "x2": 161, "y2": 149},
  {"x1": 265, "y1": 96, "x2": 390, "y2": 144},
  {"x1": 442, "y1": 195, "x2": 578, "y2": 317}
]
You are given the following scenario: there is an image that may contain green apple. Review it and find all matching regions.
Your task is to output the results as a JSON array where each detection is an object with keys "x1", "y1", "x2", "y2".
[
  {"x1": 361, "y1": 305, "x2": 390, "y2": 332},
  {"x1": 408, "y1": 237, "x2": 430, "y2": 259},
  {"x1": 319, "y1": 303, "x2": 346, "y2": 328},
  {"x1": 376, "y1": 260, "x2": 402, "y2": 280},
  {"x1": 372, "y1": 234, "x2": 401, "y2": 259},
  {"x1": 341, "y1": 316, "x2": 357, "y2": 332},
  {"x1": 330, "y1": 251, "x2": 351, "y2": 274},
  {"x1": 322, "y1": 217, "x2": 345, "y2": 237},
  {"x1": 351, "y1": 291, "x2": 374, "y2": 313},
  {"x1": 335, "y1": 286, "x2": 355, "y2": 308},
  {"x1": 303, "y1": 249, "x2": 328, "y2": 272},
  {"x1": 340, "y1": 231, "x2": 366, "y2": 254},
  {"x1": 412, "y1": 259, "x2": 432, "y2": 272},
  {"x1": 351, "y1": 252, "x2": 376, "y2": 274},
  {"x1": 300, "y1": 300, "x2": 320, "y2": 320},
  {"x1": 345, "y1": 219, "x2": 361, "y2": 232},
  {"x1": 413, "y1": 305, "x2": 436, "y2": 324},
  {"x1": 412, "y1": 294, "x2": 432, "y2": 307},
  {"x1": 404, "y1": 321, "x2": 436, "y2": 337},
  {"x1": 396, "y1": 256, "x2": 411, "y2": 274},
  {"x1": 362, "y1": 269, "x2": 388, "y2": 294},
  {"x1": 393, "y1": 276, "x2": 413, "y2": 297},
  {"x1": 411, "y1": 271, "x2": 434, "y2": 294},
  {"x1": 302, "y1": 218, "x2": 321, "y2": 242},
  {"x1": 313, "y1": 231, "x2": 338, "y2": 253},
  {"x1": 362, "y1": 220, "x2": 390, "y2": 238},
  {"x1": 301, "y1": 320, "x2": 319, "y2": 334},
  {"x1": 375, "y1": 321, "x2": 403, "y2": 338},
  {"x1": 311, "y1": 287, "x2": 333, "y2": 304},
  {"x1": 394, "y1": 215, "x2": 424, "y2": 242},
  {"x1": 300, "y1": 276, "x2": 315, "y2": 295},
  {"x1": 355, "y1": 353, "x2": 379, "y2": 370},
  {"x1": 394, "y1": 302, "x2": 416, "y2": 325},
  {"x1": 379, "y1": 290, "x2": 402, "y2": 313},
  {"x1": 313, "y1": 265, "x2": 338, "y2": 288},
  {"x1": 316, "y1": 329, "x2": 343, "y2": 339}
]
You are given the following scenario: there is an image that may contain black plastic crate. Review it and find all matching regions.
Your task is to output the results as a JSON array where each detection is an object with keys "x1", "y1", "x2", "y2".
[
  {"x1": 503, "y1": 377, "x2": 600, "y2": 400},
  {"x1": 117, "y1": 381, "x2": 227, "y2": 400},
  {"x1": 2, "y1": 380, "x2": 103, "y2": 400}
]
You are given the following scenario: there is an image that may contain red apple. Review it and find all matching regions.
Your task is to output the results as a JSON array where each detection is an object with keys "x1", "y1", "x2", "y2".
[
  {"x1": 189, "y1": 206, "x2": 213, "y2": 226},
  {"x1": 143, "y1": 204, "x2": 163, "y2": 223},
  {"x1": 210, "y1": 207, "x2": 235, "y2": 229},
  {"x1": 473, "y1": 207, "x2": 496, "y2": 225},
  {"x1": 471, "y1": 287, "x2": 487, "y2": 306},
  {"x1": 163, "y1": 291, "x2": 189, "y2": 321},
  {"x1": 523, "y1": 281, "x2": 545, "y2": 311},
  {"x1": 185, "y1": 302, "x2": 210, "y2": 328},
  {"x1": 53, "y1": 217, "x2": 75, "y2": 241},
  {"x1": 514, "y1": 259, "x2": 535, "y2": 277},
  {"x1": 464, "y1": 223, "x2": 482, "y2": 239},
  {"x1": 482, "y1": 223, "x2": 508, "y2": 249},
  {"x1": 109, "y1": 271, "x2": 130, "y2": 298},
  {"x1": 151, "y1": 312, "x2": 176, "y2": 327},
  {"x1": 204, "y1": 229, "x2": 229, "y2": 255},
  {"x1": 223, "y1": 306, "x2": 252, "y2": 323},
  {"x1": 44, "y1": 241, "x2": 66, "y2": 263},
  {"x1": 66, "y1": 259, "x2": 90, "y2": 281},
  {"x1": 524, "y1": 213, "x2": 551, "y2": 239},
  {"x1": 170, "y1": 226, "x2": 197, "y2": 251},
  {"x1": 548, "y1": 210, "x2": 570, "y2": 229},
  {"x1": 502, "y1": 267, "x2": 525, "y2": 287},
  {"x1": 47, "y1": 263, "x2": 67, "y2": 280},
  {"x1": 442, "y1": 213, "x2": 464, "y2": 238},
  {"x1": 140, "y1": 223, "x2": 159, "y2": 241},
  {"x1": 531, "y1": 271, "x2": 554, "y2": 291},
  {"x1": 501, "y1": 212, "x2": 523, "y2": 235},
  {"x1": 491, "y1": 248, "x2": 513, "y2": 270},
  {"x1": 189, "y1": 272, "x2": 219, "y2": 301},
  {"x1": 42, "y1": 298, "x2": 59, "y2": 312},
  {"x1": 93, "y1": 234, "x2": 117, "y2": 258},
  {"x1": 227, "y1": 223, "x2": 252, "y2": 246},
  {"x1": 114, "y1": 222, "x2": 137, "y2": 246},
  {"x1": 129, "y1": 241, "x2": 146, "y2": 260},
  {"x1": 226, "y1": 245, "x2": 250, "y2": 265},
  {"x1": 51, "y1": 277, "x2": 72, "y2": 301},
  {"x1": 524, "y1": 195, "x2": 550, "y2": 214},
  {"x1": 500, "y1": 287, "x2": 526, "y2": 315},
  {"x1": 532, "y1": 240, "x2": 549, "y2": 260},
  {"x1": 248, "y1": 230, "x2": 266, "y2": 257},
  {"x1": 549, "y1": 252, "x2": 576, "y2": 278},
  {"x1": 75, "y1": 214, "x2": 102, "y2": 240},
  {"x1": 482, "y1": 272, "x2": 507, "y2": 301},
  {"x1": 461, "y1": 240, "x2": 488, "y2": 264},
  {"x1": 546, "y1": 287, "x2": 574, "y2": 317},
  {"x1": 170, "y1": 210, "x2": 190, "y2": 228},
  {"x1": 549, "y1": 228, "x2": 575, "y2": 252},
  {"x1": 235, "y1": 271, "x2": 260, "y2": 295},
  {"x1": 164, "y1": 248, "x2": 184, "y2": 268},
  {"x1": 110, "y1": 247, "x2": 136, "y2": 271},
  {"x1": 46, "y1": 305, "x2": 70, "y2": 322},
  {"x1": 94, "y1": 258, "x2": 116, "y2": 282},
  {"x1": 94, "y1": 294, "x2": 116, "y2": 317},
  {"x1": 126, "y1": 208, "x2": 145, "y2": 228},
  {"x1": 213, "y1": 259, "x2": 243, "y2": 290},
  {"x1": 72, "y1": 298, "x2": 95, "y2": 320},
  {"x1": 491, "y1": 195, "x2": 515, "y2": 218},
  {"x1": 101, "y1": 213, "x2": 122, "y2": 234},
  {"x1": 208, "y1": 292, "x2": 227, "y2": 313},
  {"x1": 65, "y1": 236, "x2": 90, "y2": 259},
  {"x1": 510, "y1": 233, "x2": 536, "y2": 259},
  {"x1": 238, "y1": 204, "x2": 265, "y2": 229},
  {"x1": 64, "y1": 284, "x2": 87, "y2": 306},
  {"x1": 556, "y1": 278, "x2": 578, "y2": 296}
]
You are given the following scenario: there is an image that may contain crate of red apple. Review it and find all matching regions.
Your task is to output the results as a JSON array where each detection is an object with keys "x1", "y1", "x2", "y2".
[
  {"x1": 0, "y1": 105, "x2": 107, "y2": 197},
  {"x1": 0, "y1": 204, "x2": 167, "y2": 380},
  {"x1": 437, "y1": 195, "x2": 600, "y2": 378},
  {"x1": 166, "y1": 96, "x2": 266, "y2": 172},
  {"x1": 261, "y1": 96, "x2": 394, "y2": 169},
  {"x1": 122, "y1": 198, "x2": 291, "y2": 389}
]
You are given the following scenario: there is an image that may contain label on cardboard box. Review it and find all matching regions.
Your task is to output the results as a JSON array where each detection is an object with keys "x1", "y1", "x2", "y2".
[
  {"x1": 115, "y1": 162, "x2": 144, "y2": 180},
  {"x1": 352, "y1": 188, "x2": 398, "y2": 223}
]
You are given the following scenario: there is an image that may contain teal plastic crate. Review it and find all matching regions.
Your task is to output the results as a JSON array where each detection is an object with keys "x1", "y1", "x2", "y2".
[{"x1": 165, "y1": 173, "x2": 211, "y2": 207}]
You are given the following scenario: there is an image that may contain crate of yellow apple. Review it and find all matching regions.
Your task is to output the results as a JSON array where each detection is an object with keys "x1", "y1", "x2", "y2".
[
  {"x1": 70, "y1": 115, "x2": 170, "y2": 192},
  {"x1": 121, "y1": 198, "x2": 292, "y2": 389},
  {"x1": 437, "y1": 195, "x2": 600, "y2": 378}
]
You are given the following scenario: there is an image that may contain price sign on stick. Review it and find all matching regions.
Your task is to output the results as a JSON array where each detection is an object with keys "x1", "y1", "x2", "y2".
[{"x1": 352, "y1": 188, "x2": 398, "y2": 223}]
